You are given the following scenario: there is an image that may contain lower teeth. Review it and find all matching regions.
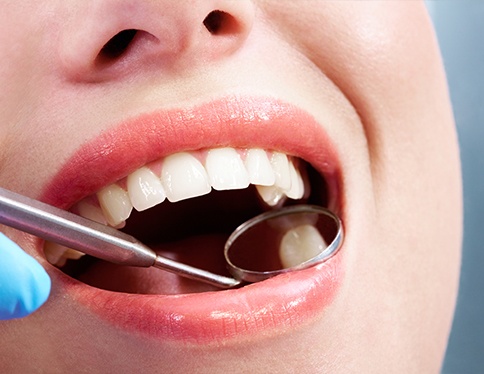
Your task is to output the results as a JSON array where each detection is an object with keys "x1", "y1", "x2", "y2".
[{"x1": 44, "y1": 241, "x2": 85, "y2": 267}]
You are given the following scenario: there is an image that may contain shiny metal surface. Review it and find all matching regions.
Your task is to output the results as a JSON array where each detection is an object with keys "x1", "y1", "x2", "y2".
[
  {"x1": 0, "y1": 188, "x2": 343, "y2": 289},
  {"x1": 224, "y1": 205, "x2": 343, "y2": 283},
  {"x1": 0, "y1": 187, "x2": 239, "y2": 288}
]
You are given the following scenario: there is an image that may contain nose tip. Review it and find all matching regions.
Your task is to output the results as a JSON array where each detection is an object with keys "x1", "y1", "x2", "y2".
[{"x1": 58, "y1": 1, "x2": 255, "y2": 82}]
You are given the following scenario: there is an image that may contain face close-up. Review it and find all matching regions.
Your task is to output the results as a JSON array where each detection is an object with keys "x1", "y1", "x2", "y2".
[{"x1": 0, "y1": 1, "x2": 462, "y2": 373}]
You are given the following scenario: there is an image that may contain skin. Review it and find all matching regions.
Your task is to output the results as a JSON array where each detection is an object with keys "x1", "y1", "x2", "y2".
[{"x1": 0, "y1": 1, "x2": 461, "y2": 373}]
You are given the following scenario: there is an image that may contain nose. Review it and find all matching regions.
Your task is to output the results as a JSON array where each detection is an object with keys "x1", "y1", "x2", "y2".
[{"x1": 58, "y1": 0, "x2": 254, "y2": 82}]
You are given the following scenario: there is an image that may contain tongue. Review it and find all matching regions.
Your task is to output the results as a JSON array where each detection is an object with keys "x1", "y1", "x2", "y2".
[{"x1": 77, "y1": 235, "x2": 230, "y2": 295}]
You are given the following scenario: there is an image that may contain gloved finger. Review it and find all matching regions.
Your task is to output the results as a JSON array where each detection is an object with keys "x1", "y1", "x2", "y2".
[{"x1": 0, "y1": 233, "x2": 51, "y2": 320}]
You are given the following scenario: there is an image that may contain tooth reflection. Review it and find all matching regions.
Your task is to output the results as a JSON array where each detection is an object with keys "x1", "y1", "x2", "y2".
[{"x1": 279, "y1": 224, "x2": 326, "y2": 269}]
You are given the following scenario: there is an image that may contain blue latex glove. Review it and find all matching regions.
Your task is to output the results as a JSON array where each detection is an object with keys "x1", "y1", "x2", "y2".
[{"x1": 0, "y1": 233, "x2": 51, "y2": 320}]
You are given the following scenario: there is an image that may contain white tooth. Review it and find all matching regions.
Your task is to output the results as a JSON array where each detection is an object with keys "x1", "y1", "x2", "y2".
[
  {"x1": 44, "y1": 242, "x2": 84, "y2": 267},
  {"x1": 161, "y1": 152, "x2": 211, "y2": 202},
  {"x1": 244, "y1": 148, "x2": 275, "y2": 186},
  {"x1": 205, "y1": 148, "x2": 250, "y2": 191},
  {"x1": 127, "y1": 167, "x2": 166, "y2": 211},
  {"x1": 284, "y1": 161, "x2": 304, "y2": 200},
  {"x1": 255, "y1": 185, "x2": 286, "y2": 207},
  {"x1": 76, "y1": 199, "x2": 108, "y2": 225},
  {"x1": 271, "y1": 152, "x2": 291, "y2": 190},
  {"x1": 97, "y1": 184, "x2": 133, "y2": 227},
  {"x1": 279, "y1": 224, "x2": 326, "y2": 269},
  {"x1": 44, "y1": 241, "x2": 67, "y2": 266}
]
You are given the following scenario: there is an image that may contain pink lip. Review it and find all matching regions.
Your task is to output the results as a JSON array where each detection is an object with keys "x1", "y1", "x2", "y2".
[{"x1": 42, "y1": 95, "x2": 344, "y2": 343}]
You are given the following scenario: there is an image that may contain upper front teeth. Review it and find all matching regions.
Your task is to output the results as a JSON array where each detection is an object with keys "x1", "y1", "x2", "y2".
[
  {"x1": 206, "y1": 148, "x2": 250, "y2": 190},
  {"x1": 271, "y1": 151, "x2": 291, "y2": 190},
  {"x1": 244, "y1": 148, "x2": 276, "y2": 186},
  {"x1": 128, "y1": 167, "x2": 167, "y2": 211},
  {"x1": 73, "y1": 147, "x2": 308, "y2": 227},
  {"x1": 161, "y1": 152, "x2": 211, "y2": 202}
]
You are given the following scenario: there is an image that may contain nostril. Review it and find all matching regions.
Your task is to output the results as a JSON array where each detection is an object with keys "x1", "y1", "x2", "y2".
[
  {"x1": 203, "y1": 10, "x2": 238, "y2": 35},
  {"x1": 99, "y1": 29, "x2": 138, "y2": 60}
]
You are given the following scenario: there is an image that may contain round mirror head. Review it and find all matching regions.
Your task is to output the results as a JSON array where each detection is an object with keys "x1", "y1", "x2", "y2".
[{"x1": 224, "y1": 205, "x2": 343, "y2": 283}]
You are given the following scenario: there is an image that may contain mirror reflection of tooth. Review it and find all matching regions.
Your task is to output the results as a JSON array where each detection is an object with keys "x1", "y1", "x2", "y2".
[
  {"x1": 271, "y1": 152, "x2": 291, "y2": 190},
  {"x1": 76, "y1": 198, "x2": 108, "y2": 225},
  {"x1": 127, "y1": 167, "x2": 166, "y2": 211},
  {"x1": 205, "y1": 148, "x2": 250, "y2": 191},
  {"x1": 279, "y1": 224, "x2": 327, "y2": 269},
  {"x1": 255, "y1": 184, "x2": 286, "y2": 207},
  {"x1": 284, "y1": 161, "x2": 304, "y2": 200},
  {"x1": 97, "y1": 184, "x2": 133, "y2": 227},
  {"x1": 244, "y1": 148, "x2": 276, "y2": 186},
  {"x1": 161, "y1": 152, "x2": 211, "y2": 202}
]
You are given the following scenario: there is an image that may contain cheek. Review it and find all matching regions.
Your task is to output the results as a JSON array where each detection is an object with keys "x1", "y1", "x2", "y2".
[
  {"x1": 265, "y1": 1, "x2": 462, "y2": 369},
  {"x1": 0, "y1": 4, "x2": 64, "y2": 194},
  {"x1": 340, "y1": 5, "x2": 461, "y2": 369}
]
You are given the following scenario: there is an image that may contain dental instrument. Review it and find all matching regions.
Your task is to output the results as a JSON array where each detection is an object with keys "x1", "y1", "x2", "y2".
[{"x1": 0, "y1": 187, "x2": 343, "y2": 289}]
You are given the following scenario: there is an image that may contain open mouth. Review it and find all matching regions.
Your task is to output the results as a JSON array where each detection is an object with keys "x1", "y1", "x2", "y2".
[
  {"x1": 44, "y1": 148, "x2": 329, "y2": 295},
  {"x1": 38, "y1": 96, "x2": 343, "y2": 340}
]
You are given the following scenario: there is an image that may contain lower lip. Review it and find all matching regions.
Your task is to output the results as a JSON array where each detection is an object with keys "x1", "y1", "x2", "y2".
[
  {"x1": 42, "y1": 95, "x2": 344, "y2": 342},
  {"x1": 63, "y1": 255, "x2": 342, "y2": 342}
]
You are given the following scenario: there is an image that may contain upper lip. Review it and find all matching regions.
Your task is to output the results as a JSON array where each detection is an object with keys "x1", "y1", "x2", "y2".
[
  {"x1": 42, "y1": 95, "x2": 341, "y2": 211},
  {"x1": 39, "y1": 95, "x2": 345, "y2": 342}
]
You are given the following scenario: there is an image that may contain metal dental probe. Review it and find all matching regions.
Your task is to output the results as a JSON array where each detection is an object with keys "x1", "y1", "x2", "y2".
[{"x1": 0, "y1": 187, "x2": 241, "y2": 289}]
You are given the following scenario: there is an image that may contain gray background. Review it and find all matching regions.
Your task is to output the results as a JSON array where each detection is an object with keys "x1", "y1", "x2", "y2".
[{"x1": 426, "y1": 2, "x2": 484, "y2": 373}]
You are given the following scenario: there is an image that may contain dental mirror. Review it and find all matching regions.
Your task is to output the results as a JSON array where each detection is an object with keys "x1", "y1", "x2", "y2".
[
  {"x1": 224, "y1": 205, "x2": 343, "y2": 283},
  {"x1": 0, "y1": 187, "x2": 343, "y2": 289}
]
